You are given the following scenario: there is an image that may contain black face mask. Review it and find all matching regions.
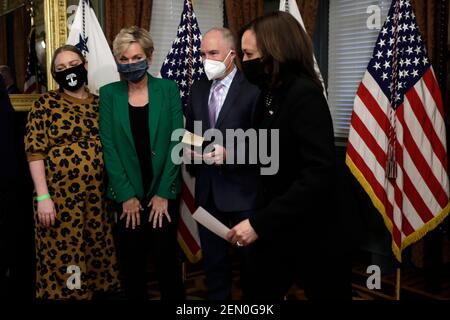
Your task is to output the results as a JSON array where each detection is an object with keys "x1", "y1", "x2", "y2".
[
  {"x1": 54, "y1": 63, "x2": 87, "y2": 92},
  {"x1": 117, "y1": 59, "x2": 148, "y2": 83},
  {"x1": 241, "y1": 58, "x2": 269, "y2": 89}
]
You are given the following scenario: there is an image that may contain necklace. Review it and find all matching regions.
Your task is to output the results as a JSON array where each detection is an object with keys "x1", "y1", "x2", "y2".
[{"x1": 265, "y1": 93, "x2": 274, "y2": 115}]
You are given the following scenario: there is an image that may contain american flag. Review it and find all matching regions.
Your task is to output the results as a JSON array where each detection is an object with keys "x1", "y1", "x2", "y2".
[
  {"x1": 160, "y1": 0, "x2": 205, "y2": 109},
  {"x1": 24, "y1": 27, "x2": 46, "y2": 94},
  {"x1": 160, "y1": 0, "x2": 204, "y2": 263},
  {"x1": 346, "y1": 0, "x2": 449, "y2": 261}
]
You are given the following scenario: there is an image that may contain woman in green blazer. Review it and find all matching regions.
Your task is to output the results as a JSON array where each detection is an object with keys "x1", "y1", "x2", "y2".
[{"x1": 99, "y1": 26, "x2": 184, "y2": 300}]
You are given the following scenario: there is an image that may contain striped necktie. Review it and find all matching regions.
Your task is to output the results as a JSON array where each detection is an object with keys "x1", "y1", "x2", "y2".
[{"x1": 208, "y1": 81, "x2": 224, "y2": 128}]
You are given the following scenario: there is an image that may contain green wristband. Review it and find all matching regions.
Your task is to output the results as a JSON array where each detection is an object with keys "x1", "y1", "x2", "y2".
[{"x1": 36, "y1": 193, "x2": 51, "y2": 202}]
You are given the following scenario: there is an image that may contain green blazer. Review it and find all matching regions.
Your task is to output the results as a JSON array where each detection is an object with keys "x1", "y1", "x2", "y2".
[{"x1": 99, "y1": 74, "x2": 183, "y2": 203}]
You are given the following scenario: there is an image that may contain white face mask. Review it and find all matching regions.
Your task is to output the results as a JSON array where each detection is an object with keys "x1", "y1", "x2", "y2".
[{"x1": 203, "y1": 50, "x2": 232, "y2": 80}]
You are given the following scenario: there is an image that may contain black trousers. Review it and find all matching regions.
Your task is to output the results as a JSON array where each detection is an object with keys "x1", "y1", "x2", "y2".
[
  {"x1": 243, "y1": 240, "x2": 352, "y2": 300},
  {"x1": 197, "y1": 195, "x2": 253, "y2": 300},
  {"x1": 115, "y1": 198, "x2": 185, "y2": 300},
  {"x1": 0, "y1": 179, "x2": 35, "y2": 300},
  {"x1": 0, "y1": 185, "x2": 11, "y2": 298}
]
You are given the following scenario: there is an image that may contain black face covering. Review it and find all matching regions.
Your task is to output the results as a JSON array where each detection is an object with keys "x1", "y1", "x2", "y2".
[
  {"x1": 241, "y1": 58, "x2": 269, "y2": 89},
  {"x1": 117, "y1": 59, "x2": 149, "y2": 83},
  {"x1": 54, "y1": 63, "x2": 87, "y2": 92}
]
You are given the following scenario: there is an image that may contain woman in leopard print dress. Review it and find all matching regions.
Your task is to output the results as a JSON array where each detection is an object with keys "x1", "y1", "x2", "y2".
[{"x1": 24, "y1": 45, "x2": 120, "y2": 299}]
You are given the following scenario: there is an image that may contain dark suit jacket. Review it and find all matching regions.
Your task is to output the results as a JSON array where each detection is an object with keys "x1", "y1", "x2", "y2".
[
  {"x1": 7, "y1": 84, "x2": 21, "y2": 94},
  {"x1": 185, "y1": 69, "x2": 260, "y2": 212},
  {"x1": 249, "y1": 73, "x2": 344, "y2": 254},
  {"x1": 0, "y1": 75, "x2": 17, "y2": 186}
]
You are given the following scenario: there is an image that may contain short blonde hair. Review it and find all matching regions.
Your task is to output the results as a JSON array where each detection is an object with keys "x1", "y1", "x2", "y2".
[{"x1": 112, "y1": 26, "x2": 154, "y2": 58}]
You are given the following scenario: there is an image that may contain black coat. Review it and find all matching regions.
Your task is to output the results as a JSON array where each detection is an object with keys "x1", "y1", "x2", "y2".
[
  {"x1": 249, "y1": 73, "x2": 344, "y2": 254},
  {"x1": 0, "y1": 75, "x2": 17, "y2": 186},
  {"x1": 185, "y1": 70, "x2": 261, "y2": 212}
]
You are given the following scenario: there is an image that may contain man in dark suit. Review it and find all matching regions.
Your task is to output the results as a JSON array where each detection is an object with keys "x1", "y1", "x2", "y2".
[
  {"x1": 184, "y1": 27, "x2": 260, "y2": 300},
  {"x1": 0, "y1": 65, "x2": 21, "y2": 94},
  {"x1": 0, "y1": 74, "x2": 17, "y2": 297}
]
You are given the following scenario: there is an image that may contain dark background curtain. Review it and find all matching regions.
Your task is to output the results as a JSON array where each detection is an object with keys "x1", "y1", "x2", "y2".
[
  {"x1": 224, "y1": 0, "x2": 264, "y2": 40},
  {"x1": 295, "y1": 0, "x2": 319, "y2": 38},
  {"x1": 406, "y1": 0, "x2": 450, "y2": 283},
  {"x1": 411, "y1": 0, "x2": 447, "y2": 85},
  {"x1": 104, "y1": 0, "x2": 153, "y2": 47},
  {"x1": 0, "y1": 6, "x2": 31, "y2": 92},
  {"x1": 12, "y1": 6, "x2": 29, "y2": 92},
  {"x1": 224, "y1": 0, "x2": 319, "y2": 40},
  {"x1": 0, "y1": 16, "x2": 7, "y2": 67}
]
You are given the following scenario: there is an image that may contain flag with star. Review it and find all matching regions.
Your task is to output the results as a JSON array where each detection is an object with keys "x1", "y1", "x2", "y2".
[
  {"x1": 67, "y1": 0, "x2": 119, "y2": 94},
  {"x1": 346, "y1": 0, "x2": 449, "y2": 261},
  {"x1": 160, "y1": 0, "x2": 205, "y2": 263}
]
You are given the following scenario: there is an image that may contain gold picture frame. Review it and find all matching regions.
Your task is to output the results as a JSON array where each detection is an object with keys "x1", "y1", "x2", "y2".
[
  {"x1": 1, "y1": 0, "x2": 68, "y2": 112},
  {"x1": 8, "y1": 93, "x2": 41, "y2": 112},
  {"x1": 44, "y1": 0, "x2": 67, "y2": 92}
]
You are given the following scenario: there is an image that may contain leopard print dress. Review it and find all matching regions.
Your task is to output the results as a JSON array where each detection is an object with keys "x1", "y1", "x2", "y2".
[{"x1": 25, "y1": 90, "x2": 120, "y2": 299}]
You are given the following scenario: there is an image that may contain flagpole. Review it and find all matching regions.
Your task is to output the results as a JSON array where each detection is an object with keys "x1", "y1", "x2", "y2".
[
  {"x1": 392, "y1": 2, "x2": 402, "y2": 299},
  {"x1": 395, "y1": 267, "x2": 401, "y2": 300}
]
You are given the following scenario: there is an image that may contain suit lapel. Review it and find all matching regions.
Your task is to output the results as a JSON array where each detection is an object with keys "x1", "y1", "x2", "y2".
[
  {"x1": 202, "y1": 80, "x2": 213, "y2": 130},
  {"x1": 117, "y1": 81, "x2": 135, "y2": 147},
  {"x1": 148, "y1": 75, "x2": 162, "y2": 147},
  {"x1": 214, "y1": 71, "x2": 242, "y2": 129}
]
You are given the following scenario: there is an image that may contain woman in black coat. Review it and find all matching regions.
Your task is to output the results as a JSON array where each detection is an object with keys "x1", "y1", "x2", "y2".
[
  {"x1": 0, "y1": 74, "x2": 17, "y2": 296},
  {"x1": 228, "y1": 11, "x2": 352, "y2": 300}
]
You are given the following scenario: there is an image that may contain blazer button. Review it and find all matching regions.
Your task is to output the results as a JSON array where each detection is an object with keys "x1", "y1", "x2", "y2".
[{"x1": 151, "y1": 150, "x2": 156, "y2": 156}]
